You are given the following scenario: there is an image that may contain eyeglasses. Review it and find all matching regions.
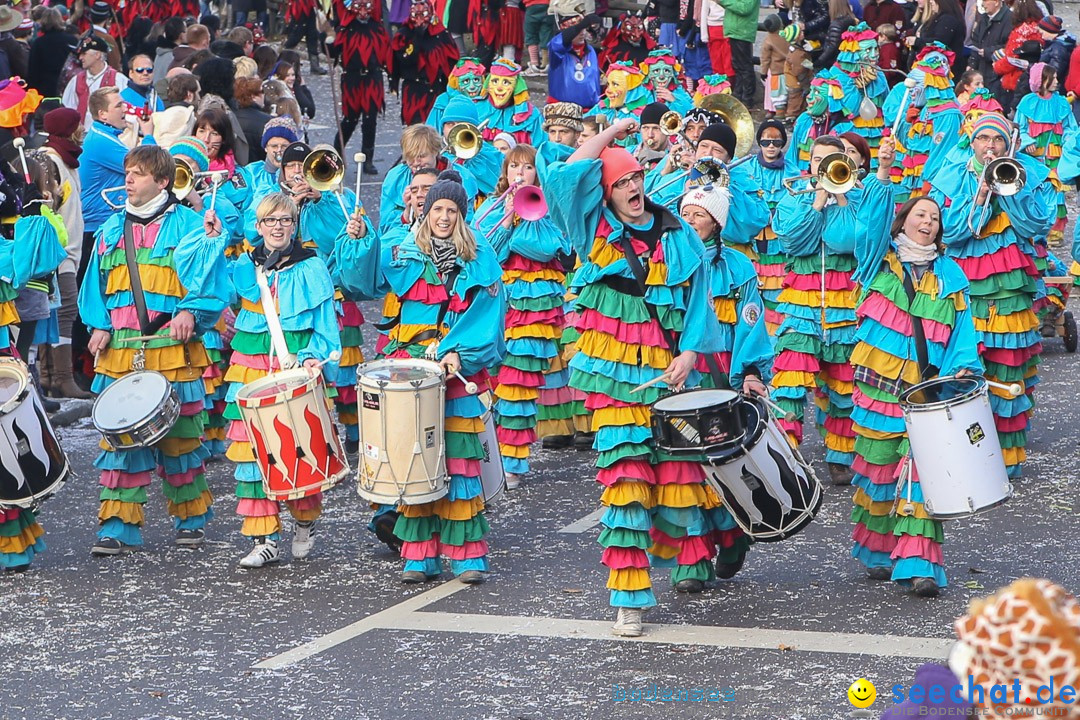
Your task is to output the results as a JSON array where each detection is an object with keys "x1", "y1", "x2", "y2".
[
  {"x1": 133, "y1": 67, "x2": 154, "y2": 74},
  {"x1": 260, "y1": 216, "x2": 296, "y2": 227},
  {"x1": 612, "y1": 171, "x2": 645, "y2": 190},
  {"x1": 759, "y1": 138, "x2": 784, "y2": 148}
]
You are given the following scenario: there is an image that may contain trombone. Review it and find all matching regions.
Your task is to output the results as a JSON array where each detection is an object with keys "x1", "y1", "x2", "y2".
[
  {"x1": 281, "y1": 144, "x2": 350, "y2": 217},
  {"x1": 653, "y1": 154, "x2": 753, "y2": 196},
  {"x1": 782, "y1": 153, "x2": 861, "y2": 196},
  {"x1": 659, "y1": 111, "x2": 682, "y2": 138},
  {"x1": 173, "y1": 160, "x2": 225, "y2": 201},
  {"x1": 447, "y1": 122, "x2": 483, "y2": 160},
  {"x1": 967, "y1": 127, "x2": 1026, "y2": 234},
  {"x1": 101, "y1": 185, "x2": 126, "y2": 211}
]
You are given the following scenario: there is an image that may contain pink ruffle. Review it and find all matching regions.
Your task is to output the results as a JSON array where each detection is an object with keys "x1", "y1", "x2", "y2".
[
  {"x1": 655, "y1": 460, "x2": 705, "y2": 486},
  {"x1": 447, "y1": 458, "x2": 482, "y2": 476},
  {"x1": 496, "y1": 427, "x2": 536, "y2": 446},
  {"x1": 785, "y1": 269, "x2": 856, "y2": 292},
  {"x1": 982, "y1": 345, "x2": 1040, "y2": 366},
  {"x1": 237, "y1": 497, "x2": 279, "y2": 518},
  {"x1": 890, "y1": 534, "x2": 944, "y2": 564},
  {"x1": 677, "y1": 534, "x2": 716, "y2": 565},
  {"x1": 596, "y1": 460, "x2": 657, "y2": 488},
  {"x1": 161, "y1": 467, "x2": 202, "y2": 488},
  {"x1": 694, "y1": 352, "x2": 731, "y2": 374},
  {"x1": 285, "y1": 492, "x2": 322, "y2": 511},
  {"x1": 584, "y1": 394, "x2": 636, "y2": 411},
  {"x1": 764, "y1": 309, "x2": 783, "y2": 326},
  {"x1": 756, "y1": 262, "x2": 786, "y2": 277},
  {"x1": 506, "y1": 307, "x2": 564, "y2": 327},
  {"x1": 853, "y1": 456, "x2": 901, "y2": 485},
  {"x1": 446, "y1": 370, "x2": 491, "y2": 399},
  {"x1": 538, "y1": 386, "x2": 573, "y2": 404},
  {"x1": 228, "y1": 351, "x2": 273, "y2": 371},
  {"x1": 400, "y1": 538, "x2": 438, "y2": 560},
  {"x1": 202, "y1": 364, "x2": 222, "y2": 380},
  {"x1": 852, "y1": 387, "x2": 903, "y2": 417},
  {"x1": 773, "y1": 350, "x2": 820, "y2": 372},
  {"x1": 448, "y1": 294, "x2": 471, "y2": 313},
  {"x1": 995, "y1": 413, "x2": 1029, "y2": 433},
  {"x1": 226, "y1": 421, "x2": 248, "y2": 442},
  {"x1": 441, "y1": 539, "x2": 488, "y2": 560},
  {"x1": 777, "y1": 418, "x2": 803, "y2": 444},
  {"x1": 109, "y1": 305, "x2": 170, "y2": 331},
  {"x1": 336, "y1": 385, "x2": 357, "y2": 404},
  {"x1": 374, "y1": 334, "x2": 390, "y2": 355},
  {"x1": 858, "y1": 293, "x2": 912, "y2": 335},
  {"x1": 179, "y1": 401, "x2": 204, "y2": 417},
  {"x1": 99, "y1": 469, "x2": 153, "y2": 489},
  {"x1": 823, "y1": 415, "x2": 855, "y2": 437},
  {"x1": 601, "y1": 545, "x2": 651, "y2": 569},
  {"x1": 400, "y1": 279, "x2": 448, "y2": 304},
  {"x1": 955, "y1": 245, "x2": 1039, "y2": 281},
  {"x1": 577, "y1": 309, "x2": 667, "y2": 346},
  {"x1": 852, "y1": 523, "x2": 898, "y2": 553},
  {"x1": 338, "y1": 300, "x2": 364, "y2": 326},
  {"x1": 497, "y1": 366, "x2": 544, "y2": 388},
  {"x1": 504, "y1": 254, "x2": 562, "y2": 272},
  {"x1": 713, "y1": 526, "x2": 745, "y2": 549}
]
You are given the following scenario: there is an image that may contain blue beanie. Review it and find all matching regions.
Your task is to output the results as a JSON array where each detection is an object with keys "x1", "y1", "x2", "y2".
[
  {"x1": 261, "y1": 117, "x2": 301, "y2": 149},
  {"x1": 443, "y1": 95, "x2": 479, "y2": 126}
]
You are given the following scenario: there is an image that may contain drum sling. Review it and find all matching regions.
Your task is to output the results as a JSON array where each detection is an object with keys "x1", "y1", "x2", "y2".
[
  {"x1": 122, "y1": 216, "x2": 172, "y2": 337},
  {"x1": 255, "y1": 266, "x2": 298, "y2": 369},
  {"x1": 901, "y1": 267, "x2": 938, "y2": 382}
]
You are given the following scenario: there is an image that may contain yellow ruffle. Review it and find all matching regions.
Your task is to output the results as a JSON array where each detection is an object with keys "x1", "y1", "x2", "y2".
[
  {"x1": 399, "y1": 502, "x2": 436, "y2": 518},
  {"x1": 106, "y1": 264, "x2": 184, "y2": 298},
  {"x1": 576, "y1": 331, "x2": 672, "y2": 369},
  {"x1": 760, "y1": 276, "x2": 785, "y2": 290},
  {"x1": 241, "y1": 514, "x2": 282, "y2": 538},
  {"x1": 499, "y1": 442, "x2": 530, "y2": 458},
  {"x1": 777, "y1": 287, "x2": 858, "y2": 309},
  {"x1": 494, "y1": 383, "x2": 539, "y2": 402},
  {"x1": 0, "y1": 521, "x2": 43, "y2": 554},
  {"x1": 824, "y1": 433, "x2": 855, "y2": 453},
  {"x1": 820, "y1": 376, "x2": 853, "y2": 396},
  {"x1": 1070, "y1": 261, "x2": 1080, "y2": 278},
  {"x1": 0, "y1": 301, "x2": 19, "y2": 327},
  {"x1": 978, "y1": 212, "x2": 1012, "y2": 238},
  {"x1": 653, "y1": 482, "x2": 708, "y2": 509},
  {"x1": 226, "y1": 441, "x2": 256, "y2": 463},
  {"x1": 974, "y1": 308, "x2": 1039, "y2": 335},
  {"x1": 701, "y1": 482, "x2": 722, "y2": 509},
  {"x1": 647, "y1": 541, "x2": 679, "y2": 559},
  {"x1": 168, "y1": 490, "x2": 214, "y2": 520},
  {"x1": 382, "y1": 292, "x2": 401, "y2": 319},
  {"x1": 433, "y1": 495, "x2": 484, "y2": 521},
  {"x1": 591, "y1": 405, "x2": 651, "y2": 429},
  {"x1": 339, "y1": 346, "x2": 364, "y2": 367},
  {"x1": 285, "y1": 501, "x2": 322, "y2": 523},
  {"x1": 446, "y1": 416, "x2": 485, "y2": 434},
  {"x1": 205, "y1": 426, "x2": 226, "y2": 441},
  {"x1": 849, "y1": 345, "x2": 922, "y2": 384},
  {"x1": 607, "y1": 567, "x2": 652, "y2": 591},
  {"x1": 713, "y1": 297, "x2": 736, "y2": 324},
  {"x1": 98, "y1": 500, "x2": 145, "y2": 526},
  {"x1": 503, "y1": 267, "x2": 565, "y2": 283},
  {"x1": 96, "y1": 343, "x2": 210, "y2": 381},
  {"x1": 600, "y1": 480, "x2": 654, "y2": 509},
  {"x1": 645, "y1": 261, "x2": 667, "y2": 285},
  {"x1": 241, "y1": 297, "x2": 264, "y2": 315},
  {"x1": 391, "y1": 323, "x2": 447, "y2": 346},
  {"x1": 813, "y1": 393, "x2": 829, "y2": 412},
  {"x1": 224, "y1": 364, "x2": 268, "y2": 385},
  {"x1": 157, "y1": 436, "x2": 203, "y2": 458},
  {"x1": 547, "y1": 353, "x2": 567, "y2": 373},
  {"x1": 1003, "y1": 446, "x2": 1026, "y2": 466},
  {"x1": 536, "y1": 418, "x2": 574, "y2": 437},
  {"x1": 588, "y1": 237, "x2": 625, "y2": 267},
  {"x1": 851, "y1": 423, "x2": 902, "y2": 442},
  {"x1": 772, "y1": 370, "x2": 816, "y2": 389},
  {"x1": 853, "y1": 487, "x2": 930, "y2": 519},
  {"x1": 338, "y1": 411, "x2": 358, "y2": 425},
  {"x1": 573, "y1": 414, "x2": 592, "y2": 433},
  {"x1": 506, "y1": 324, "x2": 560, "y2": 340}
]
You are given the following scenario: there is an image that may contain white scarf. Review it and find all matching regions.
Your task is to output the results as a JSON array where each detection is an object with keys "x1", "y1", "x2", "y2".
[
  {"x1": 126, "y1": 190, "x2": 170, "y2": 220},
  {"x1": 894, "y1": 231, "x2": 938, "y2": 265}
]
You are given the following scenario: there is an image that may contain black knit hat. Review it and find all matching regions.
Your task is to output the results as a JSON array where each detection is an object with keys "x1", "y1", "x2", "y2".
[
  {"x1": 424, "y1": 169, "x2": 468, "y2": 218},
  {"x1": 640, "y1": 102, "x2": 670, "y2": 127},
  {"x1": 756, "y1": 118, "x2": 787, "y2": 147},
  {"x1": 699, "y1": 122, "x2": 737, "y2": 159},
  {"x1": 281, "y1": 141, "x2": 311, "y2": 167}
]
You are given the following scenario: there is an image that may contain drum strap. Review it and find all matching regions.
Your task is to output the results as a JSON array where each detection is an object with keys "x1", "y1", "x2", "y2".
[
  {"x1": 255, "y1": 266, "x2": 298, "y2": 369},
  {"x1": 901, "y1": 268, "x2": 938, "y2": 381},
  {"x1": 122, "y1": 218, "x2": 152, "y2": 335}
]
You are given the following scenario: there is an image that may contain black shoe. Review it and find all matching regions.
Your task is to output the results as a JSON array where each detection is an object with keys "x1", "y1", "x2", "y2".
[
  {"x1": 41, "y1": 395, "x2": 61, "y2": 413},
  {"x1": 91, "y1": 537, "x2": 130, "y2": 556},
  {"x1": 674, "y1": 578, "x2": 704, "y2": 593},
  {"x1": 458, "y1": 570, "x2": 485, "y2": 584},
  {"x1": 401, "y1": 570, "x2": 428, "y2": 584},
  {"x1": 542, "y1": 434, "x2": 573, "y2": 450},
  {"x1": 828, "y1": 462, "x2": 854, "y2": 486},
  {"x1": 373, "y1": 512, "x2": 402, "y2": 554},
  {"x1": 344, "y1": 439, "x2": 359, "y2": 454},
  {"x1": 574, "y1": 432, "x2": 595, "y2": 451},
  {"x1": 866, "y1": 566, "x2": 892, "y2": 581},
  {"x1": 6, "y1": 563, "x2": 29, "y2": 573},
  {"x1": 176, "y1": 529, "x2": 204, "y2": 547},
  {"x1": 715, "y1": 554, "x2": 745, "y2": 580},
  {"x1": 912, "y1": 577, "x2": 940, "y2": 598},
  {"x1": 362, "y1": 160, "x2": 378, "y2": 175}
]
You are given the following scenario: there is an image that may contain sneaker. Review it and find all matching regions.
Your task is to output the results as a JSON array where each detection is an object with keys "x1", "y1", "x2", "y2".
[
  {"x1": 401, "y1": 570, "x2": 431, "y2": 584},
  {"x1": 828, "y1": 462, "x2": 854, "y2": 486},
  {"x1": 866, "y1": 566, "x2": 892, "y2": 581},
  {"x1": 239, "y1": 538, "x2": 280, "y2": 568},
  {"x1": 611, "y1": 607, "x2": 644, "y2": 637},
  {"x1": 175, "y1": 529, "x2": 204, "y2": 547},
  {"x1": 91, "y1": 537, "x2": 130, "y2": 556},
  {"x1": 715, "y1": 554, "x2": 746, "y2": 580},
  {"x1": 505, "y1": 473, "x2": 521, "y2": 490},
  {"x1": 458, "y1": 570, "x2": 485, "y2": 584},
  {"x1": 675, "y1": 578, "x2": 704, "y2": 593},
  {"x1": 524, "y1": 63, "x2": 544, "y2": 77},
  {"x1": 912, "y1": 577, "x2": 940, "y2": 598},
  {"x1": 541, "y1": 434, "x2": 573, "y2": 449},
  {"x1": 373, "y1": 512, "x2": 402, "y2": 554},
  {"x1": 292, "y1": 520, "x2": 317, "y2": 559}
]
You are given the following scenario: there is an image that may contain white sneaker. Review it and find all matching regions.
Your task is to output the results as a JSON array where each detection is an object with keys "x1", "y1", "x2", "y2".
[
  {"x1": 239, "y1": 538, "x2": 280, "y2": 568},
  {"x1": 611, "y1": 607, "x2": 644, "y2": 637},
  {"x1": 292, "y1": 520, "x2": 317, "y2": 559},
  {"x1": 524, "y1": 64, "x2": 544, "y2": 77},
  {"x1": 505, "y1": 473, "x2": 521, "y2": 490}
]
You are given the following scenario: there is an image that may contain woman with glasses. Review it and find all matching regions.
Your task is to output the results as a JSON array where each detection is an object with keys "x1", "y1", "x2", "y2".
[
  {"x1": 545, "y1": 117, "x2": 724, "y2": 638},
  {"x1": 334, "y1": 169, "x2": 505, "y2": 586},
  {"x1": 215, "y1": 192, "x2": 343, "y2": 568}
]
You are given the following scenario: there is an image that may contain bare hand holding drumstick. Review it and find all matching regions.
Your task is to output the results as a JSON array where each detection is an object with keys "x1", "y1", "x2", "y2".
[
  {"x1": 663, "y1": 350, "x2": 697, "y2": 392},
  {"x1": 439, "y1": 351, "x2": 461, "y2": 376},
  {"x1": 170, "y1": 310, "x2": 196, "y2": 343},
  {"x1": 88, "y1": 329, "x2": 112, "y2": 355},
  {"x1": 742, "y1": 375, "x2": 769, "y2": 397},
  {"x1": 346, "y1": 210, "x2": 367, "y2": 239},
  {"x1": 203, "y1": 209, "x2": 222, "y2": 238}
]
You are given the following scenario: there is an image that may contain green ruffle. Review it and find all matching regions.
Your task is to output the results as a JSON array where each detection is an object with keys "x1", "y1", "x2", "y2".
[
  {"x1": 503, "y1": 355, "x2": 549, "y2": 372},
  {"x1": 161, "y1": 474, "x2": 209, "y2": 504},
  {"x1": 497, "y1": 415, "x2": 536, "y2": 430},
  {"x1": 167, "y1": 413, "x2": 207, "y2": 440},
  {"x1": 0, "y1": 509, "x2": 36, "y2": 537},
  {"x1": 446, "y1": 431, "x2": 485, "y2": 461},
  {"x1": 776, "y1": 331, "x2": 821, "y2": 356},
  {"x1": 575, "y1": 282, "x2": 683, "y2": 335},
  {"x1": 598, "y1": 526, "x2": 651, "y2": 550},
  {"x1": 653, "y1": 515, "x2": 686, "y2": 539},
  {"x1": 101, "y1": 245, "x2": 176, "y2": 272},
  {"x1": 865, "y1": 273, "x2": 958, "y2": 326},
  {"x1": 854, "y1": 435, "x2": 906, "y2": 466},
  {"x1": 511, "y1": 295, "x2": 563, "y2": 312},
  {"x1": 99, "y1": 486, "x2": 149, "y2": 503},
  {"x1": 854, "y1": 380, "x2": 900, "y2": 404},
  {"x1": 438, "y1": 514, "x2": 490, "y2": 546},
  {"x1": 790, "y1": 253, "x2": 856, "y2": 274},
  {"x1": 893, "y1": 515, "x2": 944, "y2": 542},
  {"x1": 537, "y1": 404, "x2": 573, "y2": 421},
  {"x1": 851, "y1": 505, "x2": 898, "y2": 534},
  {"x1": 979, "y1": 362, "x2": 1030, "y2": 382},
  {"x1": 570, "y1": 370, "x2": 661, "y2": 406},
  {"x1": 339, "y1": 326, "x2": 363, "y2": 347},
  {"x1": 967, "y1": 271, "x2": 1037, "y2": 299},
  {"x1": 997, "y1": 429, "x2": 1027, "y2": 449},
  {"x1": 970, "y1": 295, "x2": 1032, "y2": 317},
  {"x1": 671, "y1": 559, "x2": 715, "y2": 583},
  {"x1": 598, "y1": 443, "x2": 653, "y2": 469},
  {"x1": 394, "y1": 513, "x2": 439, "y2": 542},
  {"x1": 231, "y1": 329, "x2": 314, "y2": 355},
  {"x1": 822, "y1": 342, "x2": 856, "y2": 365},
  {"x1": 235, "y1": 478, "x2": 267, "y2": 500}
]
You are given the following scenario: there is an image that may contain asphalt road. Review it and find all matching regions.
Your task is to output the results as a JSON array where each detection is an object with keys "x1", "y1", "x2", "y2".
[{"x1": 3, "y1": 45, "x2": 1080, "y2": 720}]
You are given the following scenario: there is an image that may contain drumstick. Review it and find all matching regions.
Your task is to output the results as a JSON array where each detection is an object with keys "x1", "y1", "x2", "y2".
[
  {"x1": 12, "y1": 138, "x2": 29, "y2": 183},
  {"x1": 630, "y1": 373, "x2": 672, "y2": 394},
  {"x1": 985, "y1": 379, "x2": 1024, "y2": 397},
  {"x1": 353, "y1": 152, "x2": 365, "y2": 215},
  {"x1": 453, "y1": 371, "x2": 478, "y2": 394},
  {"x1": 209, "y1": 171, "x2": 224, "y2": 213},
  {"x1": 758, "y1": 394, "x2": 798, "y2": 423}
]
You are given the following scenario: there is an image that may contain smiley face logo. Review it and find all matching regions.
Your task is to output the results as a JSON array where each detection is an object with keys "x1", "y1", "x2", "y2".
[{"x1": 848, "y1": 678, "x2": 876, "y2": 708}]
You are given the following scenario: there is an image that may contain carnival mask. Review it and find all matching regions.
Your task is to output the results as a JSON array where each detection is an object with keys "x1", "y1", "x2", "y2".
[
  {"x1": 859, "y1": 38, "x2": 879, "y2": 64},
  {"x1": 647, "y1": 62, "x2": 675, "y2": 88},
  {"x1": 458, "y1": 72, "x2": 483, "y2": 98},
  {"x1": 605, "y1": 70, "x2": 629, "y2": 107},
  {"x1": 410, "y1": 1, "x2": 432, "y2": 24},
  {"x1": 807, "y1": 84, "x2": 828, "y2": 116},
  {"x1": 488, "y1": 74, "x2": 516, "y2": 108},
  {"x1": 621, "y1": 16, "x2": 644, "y2": 44},
  {"x1": 351, "y1": 0, "x2": 374, "y2": 20}
]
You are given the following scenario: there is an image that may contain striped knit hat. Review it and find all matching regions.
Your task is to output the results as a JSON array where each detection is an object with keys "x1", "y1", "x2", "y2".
[
  {"x1": 970, "y1": 112, "x2": 1012, "y2": 143},
  {"x1": 169, "y1": 137, "x2": 210, "y2": 172}
]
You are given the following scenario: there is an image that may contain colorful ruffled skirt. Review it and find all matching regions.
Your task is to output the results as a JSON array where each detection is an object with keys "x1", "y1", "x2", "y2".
[
  {"x1": 729, "y1": 231, "x2": 785, "y2": 336},
  {"x1": 201, "y1": 316, "x2": 229, "y2": 458},
  {"x1": 0, "y1": 507, "x2": 44, "y2": 568},
  {"x1": 334, "y1": 295, "x2": 366, "y2": 445},
  {"x1": 561, "y1": 270, "x2": 593, "y2": 435}
]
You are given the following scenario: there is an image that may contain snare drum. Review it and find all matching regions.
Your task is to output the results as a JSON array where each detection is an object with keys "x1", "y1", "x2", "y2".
[
  {"x1": 236, "y1": 368, "x2": 349, "y2": 501},
  {"x1": 899, "y1": 376, "x2": 1012, "y2": 519},
  {"x1": 92, "y1": 371, "x2": 180, "y2": 449},
  {"x1": 356, "y1": 359, "x2": 448, "y2": 505},
  {"x1": 0, "y1": 358, "x2": 70, "y2": 508},
  {"x1": 702, "y1": 395, "x2": 823, "y2": 541},
  {"x1": 651, "y1": 389, "x2": 745, "y2": 455}
]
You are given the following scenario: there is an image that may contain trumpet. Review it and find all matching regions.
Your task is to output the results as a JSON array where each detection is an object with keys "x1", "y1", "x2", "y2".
[
  {"x1": 967, "y1": 127, "x2": 1025, "y2": 234},
  {"x1": 482, "y1": 185, "x2": 547, "y2": 239},
  {"x1": 101, "y1": 184, "x2": 126, "y2": 210},
  {"x1": 474, "y1": 179, "x2": 524, "y2": 226},
  {"x1": 782, "y1": 153, "x2": 861, "y2": 195},
  {"x1": 447, "y1": 122, "x2": 483, "y2": 160},
  {"x1": 659, "y1": 111, "x2": 682, "y2": 137}
]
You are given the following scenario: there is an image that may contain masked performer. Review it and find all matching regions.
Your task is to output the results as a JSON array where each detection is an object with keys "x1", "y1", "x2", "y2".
[
  {"x1": 390, "y1": 0, "x2": 460, "y2": 126},
  {"x1": 330, "y1": 0, "x2": 389, "y2": 174},
  {"x1": 477, "y1": 59, "x2": 544, "y2": 146},
  {"x1": 427, "y1": 58, "x2": 487, "y2": 130}
]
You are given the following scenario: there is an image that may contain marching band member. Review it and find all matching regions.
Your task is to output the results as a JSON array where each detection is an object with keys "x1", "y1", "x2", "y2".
[
  {"x1": 439, "y1": 95, "x2": 504, "y2": 196},
  {"x1": 786, "y1": 76, "x2": 853, "y2": 175},
  {"x1": 546, "y1": 117, "x2": 724, "y2": 637},
  {"x1": 634, "y1": 102, "x2": 673, "y2": 173},
  {"x1": 678, "y1": 183, "x2": 773, "y2": 587},
  {"x1": 585, "y1": 62, "x2": 651, "y2": 148},
  {"x1": 194, "y1": 109, "x2": 253, "y2": 222},
  {"x1": 478, "y1": 59, "x2": 544, "y2": 146},
  {"x1": 743, "y1": 119, "x2": 797, "y2": 335},
  {"x1": 79, "y1": 146, "x2": 229, "y2": 555},
  {"x1": 238, "y1": 118, "x2": 304, "y2": 215},
  {"x1": 217, "y1": 192, "x2": 343, "y2": 568},
  {"x1": 681, "y1": 107, "x2": 720, "y2": 148},
  {"x1": 772, "y1": 135, "x2": 862, "y2": 486},
  {"x1": 927, "y1": 113, "x2": 1054, "y2": 479},
  {"x1": 334, "y1": 170, "x2": 506, "y2": 585},
  {"x1": 476, "y1": 145, "x2": 571, "y2": 489},
  {"x1": 850, "y1": 137, "x2": 982, "y2": 597}
]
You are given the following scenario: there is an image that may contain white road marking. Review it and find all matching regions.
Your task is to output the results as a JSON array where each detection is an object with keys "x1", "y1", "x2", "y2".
[
  {"x1": 252, "y1": 580, "x2": 470, "y2": 670},
  {"x1": 557, "y1": 507, "x2": 605, "y2": 534}
]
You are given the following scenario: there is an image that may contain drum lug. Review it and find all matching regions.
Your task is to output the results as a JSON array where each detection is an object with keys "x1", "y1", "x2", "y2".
[
  {"x1": 132, "y1": 347, "x2": 146, "y2": 372},
  {"x1": 15, "y1": 437, "x2": 27, "y2": 456},
  {"x1": 967, "y1": 497, "x2": 975, "y2": 513},
  {"x1": 945, "y1": 407, "x2": 952, "y2": 420}
]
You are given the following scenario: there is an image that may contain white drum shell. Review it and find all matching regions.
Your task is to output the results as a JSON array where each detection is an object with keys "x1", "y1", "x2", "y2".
[
  {"x1": 902, "y1": 379, "x2": 1012, "y2": 519},
  {"x1": 92, "y1": 371, "x2": 180, "y2": 449},
  {"x1": 356, "y1": 359, "x2": 448, "y2": 505},
  {"x1": 479, "y1": 395, "x2": 504, "y2": 504},
  {"x1": 0, "y1": 359, "x2": 70, "y2": 508}
]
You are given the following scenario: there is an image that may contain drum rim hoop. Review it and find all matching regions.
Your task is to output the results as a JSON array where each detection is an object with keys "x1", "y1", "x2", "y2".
[
  {"x1": 0, "y1": 358, "x2": 28, "y2": 416},
  {"x1": 235, "y1": 368, "x2": 322, "y2": 406},
  {"x1": 652, "y1": 387, "x2": 741, "y2": 413},
  {"x1": 898, "y1": 376, "x2": 985, "y2": 412},
  {"x1": 356, "y1": 358, "x2": 446, "y2": 388},
  {"x1": 92, "y1": 370, "x2": 176, "y2": 430}
]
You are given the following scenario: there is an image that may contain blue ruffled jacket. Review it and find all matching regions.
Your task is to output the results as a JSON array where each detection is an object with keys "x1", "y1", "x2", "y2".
[
  {"x1": 773, "y1": 179, "x2": 861, "y2": 257},
  {"x1": 705, "y1": 242, "x2": 775, "y2": 387}
]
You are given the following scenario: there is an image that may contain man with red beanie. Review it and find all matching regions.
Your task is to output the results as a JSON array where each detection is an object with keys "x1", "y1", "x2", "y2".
[{"x1": 545, "y1": 116, "x2": 725, "y2": 638}]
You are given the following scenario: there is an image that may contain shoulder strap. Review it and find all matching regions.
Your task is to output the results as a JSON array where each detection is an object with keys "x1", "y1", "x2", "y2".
[
  {"x1": 901, "y1": 266, "x2": 938, "y2": 381},
  {"x1": 255, "y1": 265, "x2": 298, "y2": 369},
  {"x1": 122, "y1": 218, "x2": 151, "y2": 334}
]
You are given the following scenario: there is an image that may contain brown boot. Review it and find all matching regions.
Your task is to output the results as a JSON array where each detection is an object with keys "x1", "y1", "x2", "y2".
[
  {"x1": 37, "y1": 346, "x2": 54, "y2": 395},
  {"x1": 50, "y1": 345, "x2": 93, "y2": 399}
]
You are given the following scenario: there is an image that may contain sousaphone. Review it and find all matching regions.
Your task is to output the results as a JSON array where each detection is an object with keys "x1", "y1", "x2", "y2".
[{"x1": 697, "y1": 93, "x2": 754, "y2": 158}]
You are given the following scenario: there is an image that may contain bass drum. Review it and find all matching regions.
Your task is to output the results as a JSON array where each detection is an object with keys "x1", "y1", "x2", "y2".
[
  {"x1": 0, "y1": 358, "x2": 70, "y2": 508},
  {"x1": 702, "y1": 396, "x2": 823, "y2": 542}
]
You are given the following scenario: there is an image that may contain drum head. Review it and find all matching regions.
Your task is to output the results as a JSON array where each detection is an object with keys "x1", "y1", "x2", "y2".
[
  {"x1": 653, "y1": 388, "x2": 739, "y2": 412},
  {"x1": 94, "y1": 372, "x2": 171, "y2": 431},
  {"x1": 900, "y1": 377, "x2": 984, "y2": 410},
  {"x1": 245, "y1": 370, "x2": 314, "y2": 400},
  {"x1": 0, "y1": 362, "x2": 26, "y2": 413},
  {"x1": 359, "y1": 359, "x2": 443, "y2": 384}
]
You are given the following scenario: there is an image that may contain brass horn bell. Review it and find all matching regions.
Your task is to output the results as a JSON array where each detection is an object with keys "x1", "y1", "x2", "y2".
[
  {"x1": 696, "y1": 93, "x2": 754, "y2": 158},
  {"x1": 447, "y1": 122, "x2": 483, "y2": 160},
  {"x1": 303, "y1": 144, "x2": 346, "y2": 192}
]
